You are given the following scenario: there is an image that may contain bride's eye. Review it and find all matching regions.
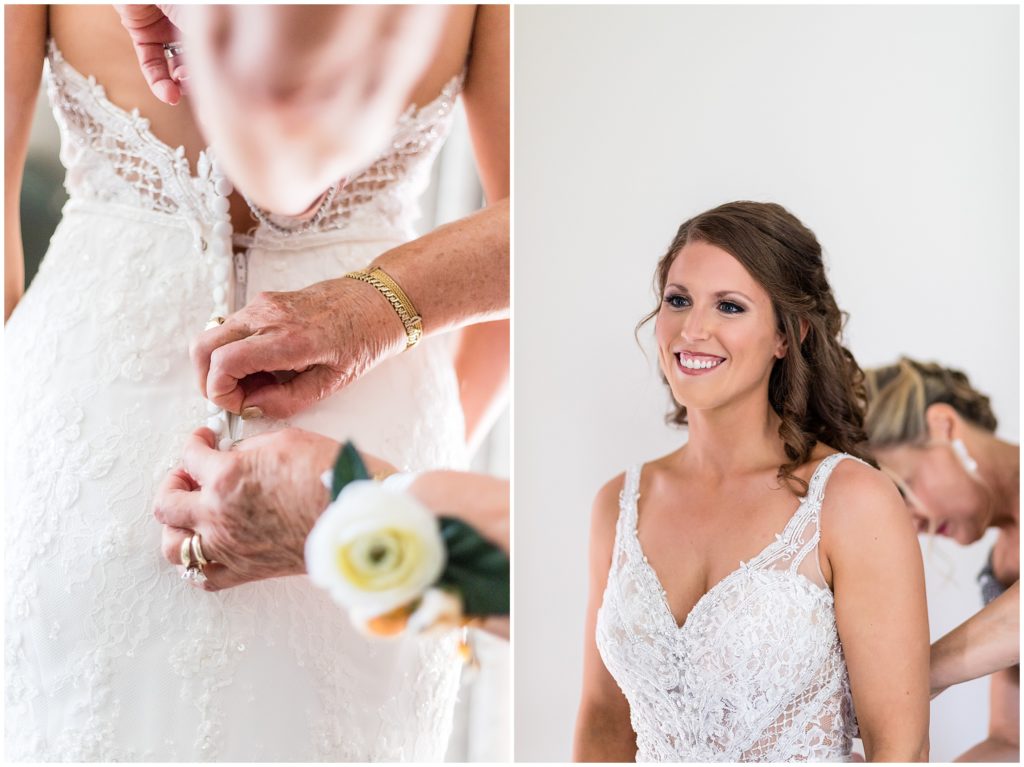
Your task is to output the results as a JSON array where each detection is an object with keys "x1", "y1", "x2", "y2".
[
  {"x1": 718, "y1": 300, "x2": 745, "y2": 315},
  {"x1": 663, "y1": 294, "x2": 689, "y2": 309}
]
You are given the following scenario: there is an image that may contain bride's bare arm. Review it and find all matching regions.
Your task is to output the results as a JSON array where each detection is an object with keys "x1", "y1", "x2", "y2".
[
  {"x1": 823, "y1": 461, "x2": 930, "y2": 761},
  {"x1": 4, "y1": 5, "x2": 47, "y2": 322},
  {"x1": 574, "y1": 475, "x2": 637, "y2": 762},
  {"x1": 447, "y1": 4, "x2": 510, "y2": 447}
]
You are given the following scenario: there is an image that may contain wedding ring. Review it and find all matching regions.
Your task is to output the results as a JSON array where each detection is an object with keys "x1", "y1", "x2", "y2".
[
  {"x1": 180, "y1": 536, "x2": 193, "y2": 568},
  {"x1": 163, "y1": 42, "x2": 186, "y2": 59},
  {"x1": 190, "y1": 534, "x2": 209, "y2": 568},
  {"x1": 182, "y1": 565, "x2": 208, "y2": 585},
  {"x1": 204, "y1": 315, "x2": 227, "y2": 331}
]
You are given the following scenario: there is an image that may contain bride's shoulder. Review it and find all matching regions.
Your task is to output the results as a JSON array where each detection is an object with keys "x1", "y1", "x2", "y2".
[
  {"x1": 817, "y1": 448, "x2": 914, "y2": 550},
  {"x1": 591, "y1": 471, "x2": 628, "y2": 528}
]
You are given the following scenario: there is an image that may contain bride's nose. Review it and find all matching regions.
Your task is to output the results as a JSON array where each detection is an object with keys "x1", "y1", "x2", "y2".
[{"x1": 679, "y1": 305, "x2": 711, "y2": 343}]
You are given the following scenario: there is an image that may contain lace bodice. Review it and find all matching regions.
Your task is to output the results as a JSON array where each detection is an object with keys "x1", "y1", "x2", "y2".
[
  {"x1": 595, "y1": 453, "x2": 861, "y2": 762},
  {"x1": 45, "y1": 38, "x2": 462, "y2": 241}
]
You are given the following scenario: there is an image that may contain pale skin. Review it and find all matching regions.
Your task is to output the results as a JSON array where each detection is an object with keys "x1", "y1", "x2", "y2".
[
  {"x1": 5, "y1": 5, "x2": 509, "y2": 446},
  {"x1": 153, "y1": 426, "x2": 510, "y2": 638},
  {"x1": 575, "y1": 241, "x2": 930, "y2": 761},
  {"x1": 874, "y1": 408, "x2": 1019, "y2": 762}
]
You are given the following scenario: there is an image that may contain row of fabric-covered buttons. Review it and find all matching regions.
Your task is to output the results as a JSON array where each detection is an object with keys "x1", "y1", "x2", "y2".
[{"x1": 202, "y1": 155, "x2": 235, "y2": 452}]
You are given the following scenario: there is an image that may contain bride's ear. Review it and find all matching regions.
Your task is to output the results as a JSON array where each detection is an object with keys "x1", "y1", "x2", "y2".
[{"x1": 774, "y1": 318, "x2": 807, "y2": 359}]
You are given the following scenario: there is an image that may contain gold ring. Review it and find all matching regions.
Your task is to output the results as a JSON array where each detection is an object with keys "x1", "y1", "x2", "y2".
[
  {"x1": 204, "y1": 315, "x2": 227, "y2": 331},
  {"x1": 190, "y1": 534, "x2": 209, "y2": 569},
  {"x1": 180, "y1": 536, "x2": 193, "y2": 568}
]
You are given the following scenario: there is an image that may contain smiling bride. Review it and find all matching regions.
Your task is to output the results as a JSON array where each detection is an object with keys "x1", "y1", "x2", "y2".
[{"x1": 573, "y1": 201, "x2": 930, "y2": 762}]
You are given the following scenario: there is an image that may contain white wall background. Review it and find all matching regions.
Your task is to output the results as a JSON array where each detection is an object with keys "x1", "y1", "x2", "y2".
[{"x1": 515, "y1": 4, "x2": 1018, "y2": 761}]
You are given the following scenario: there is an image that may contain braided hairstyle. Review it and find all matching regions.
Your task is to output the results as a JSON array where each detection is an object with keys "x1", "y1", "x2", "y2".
[
  {"x1": 638, "y1": 201, "x2": 876, "y2": 495},
  {"x1": 863, "y1": 357, "x2": 997, "y2": 447}
]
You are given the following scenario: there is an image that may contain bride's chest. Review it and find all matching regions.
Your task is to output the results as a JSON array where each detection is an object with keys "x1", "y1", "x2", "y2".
[{"x1": 596, "y1": 565, "x2": 838, "y2": 695}]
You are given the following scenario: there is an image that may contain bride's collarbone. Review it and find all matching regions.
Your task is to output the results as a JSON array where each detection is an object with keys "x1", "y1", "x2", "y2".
[{"x1": 636, "y1": 473, "x2": 811, "y2": 605}]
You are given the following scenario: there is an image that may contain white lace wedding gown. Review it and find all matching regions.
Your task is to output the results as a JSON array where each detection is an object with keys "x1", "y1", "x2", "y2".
[
  {"x1": 596, "y1": 453, "x2": 861, "y2": 762},
  {"x1": 5, "y1": 40, "x2": 469, "y2": 761}
]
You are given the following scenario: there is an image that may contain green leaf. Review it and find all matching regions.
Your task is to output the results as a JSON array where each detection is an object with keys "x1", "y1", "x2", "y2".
[
  {"x1": 330, "y1": 441, "x2": 370, "y2": 501},
  {"x1": 437, "y1": 517, "x2": 510, "y2": 616}
]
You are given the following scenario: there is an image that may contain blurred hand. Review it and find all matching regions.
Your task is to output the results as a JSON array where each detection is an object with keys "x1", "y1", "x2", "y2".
[
  {"x1": 189, "y1": 277, "x2": 405, "y2": 418},
  {"x1": 154, "y1": 427, "x2": 397, "y2": 591},
  {"x1": 113, "y1": 4, "x2": 189, "y2": 105}
]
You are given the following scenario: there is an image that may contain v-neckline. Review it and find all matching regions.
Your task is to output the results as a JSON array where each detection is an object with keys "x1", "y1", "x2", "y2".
[{"x1": 630, "y1": 454, "x2": 837, "y2": 633}]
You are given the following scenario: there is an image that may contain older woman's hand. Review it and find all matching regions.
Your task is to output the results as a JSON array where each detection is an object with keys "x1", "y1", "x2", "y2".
[
  {"x1": 154, "y1": 426, "x2": 397, "y2": 591},
  {"x1": 191, "y1": 277, "x2": 405, "y2": 419}
]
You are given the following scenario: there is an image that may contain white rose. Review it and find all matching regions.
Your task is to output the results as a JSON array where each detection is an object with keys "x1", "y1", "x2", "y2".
[{"x1": 305, "y1": 480, "x2": 446, "y2": 621}]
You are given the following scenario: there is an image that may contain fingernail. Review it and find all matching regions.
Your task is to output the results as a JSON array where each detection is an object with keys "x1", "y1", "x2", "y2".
[{"x1": 241, "y1": 406, "x2": 263, "y2": 420}]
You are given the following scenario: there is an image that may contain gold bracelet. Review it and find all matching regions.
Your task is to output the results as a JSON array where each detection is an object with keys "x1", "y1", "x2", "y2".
[{"x1": 345, "y1": 267, "x2": 423, "y2": 350}]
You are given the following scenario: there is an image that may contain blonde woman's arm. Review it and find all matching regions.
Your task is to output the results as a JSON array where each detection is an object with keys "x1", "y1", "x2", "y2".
[
  {"x1": 933, "y1": 580, "x2": 1019, "y2": 761},
  {"x1": 952, "y1": 665, "x2": 1019, "y2": 762},
  {"x1": 573, "y1": 475, "x2": 637, "y2": 762},
  {"x1": 5, "y1": 5, "x2": 47, "y2": 322},
  {"x1": 931, "y1": 580, "x2": 1019, "y2": 698},
  {"x1": 823, "y1": 461, "x2": 931, "y2": 762}
]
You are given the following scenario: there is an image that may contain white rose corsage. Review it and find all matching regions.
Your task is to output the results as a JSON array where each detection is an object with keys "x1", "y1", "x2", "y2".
[{"x1": 305, "y1": 443, "x2": 509, "y2": 638}]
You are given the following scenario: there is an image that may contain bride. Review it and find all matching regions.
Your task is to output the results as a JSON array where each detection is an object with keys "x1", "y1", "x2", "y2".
[
  {"x1": 5, "y1": 4, "x2": 507, "y2": 761},
  {"x1": 574, "y1": 202, "x2": 930, "y2": 761}
]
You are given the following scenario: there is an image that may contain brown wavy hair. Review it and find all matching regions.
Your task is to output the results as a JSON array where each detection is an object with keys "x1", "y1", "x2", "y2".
[
  {"x1": 638, "y1": 201, "x2": 877, "y2": 495},
  {"x1": 863, "y1": 357, "x2": 997, "y2": 447}
]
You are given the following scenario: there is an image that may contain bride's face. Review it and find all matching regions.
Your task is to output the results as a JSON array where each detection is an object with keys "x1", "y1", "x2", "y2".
[{"x1": 655, "y1": 240, "x2": 786, "y2": 414}]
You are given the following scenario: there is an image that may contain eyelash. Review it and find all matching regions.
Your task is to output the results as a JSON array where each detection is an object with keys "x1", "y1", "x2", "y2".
[{"x1": 663, "y1": 295, "x2": 745, "y2": 314}]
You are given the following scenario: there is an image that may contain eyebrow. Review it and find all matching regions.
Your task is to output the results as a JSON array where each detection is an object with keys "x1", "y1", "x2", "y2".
[{"x1": 665, "y1": 283, "x2": 754, "y2": 303}]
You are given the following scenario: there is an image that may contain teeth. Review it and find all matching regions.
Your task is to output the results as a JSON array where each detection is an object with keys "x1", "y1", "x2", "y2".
[{"x1": 679, "y1": 355, "x2": 722, "y2": 370}]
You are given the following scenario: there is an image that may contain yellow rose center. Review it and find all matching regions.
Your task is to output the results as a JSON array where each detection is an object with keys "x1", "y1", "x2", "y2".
[{"x1": 335, "y1": 528, "x2": 424, "y2": 591}]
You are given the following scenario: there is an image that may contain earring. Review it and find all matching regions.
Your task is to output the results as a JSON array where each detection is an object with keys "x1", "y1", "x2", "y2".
[{"x1": 951, "y1": 438, "x2": 978, "y2": 474}]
